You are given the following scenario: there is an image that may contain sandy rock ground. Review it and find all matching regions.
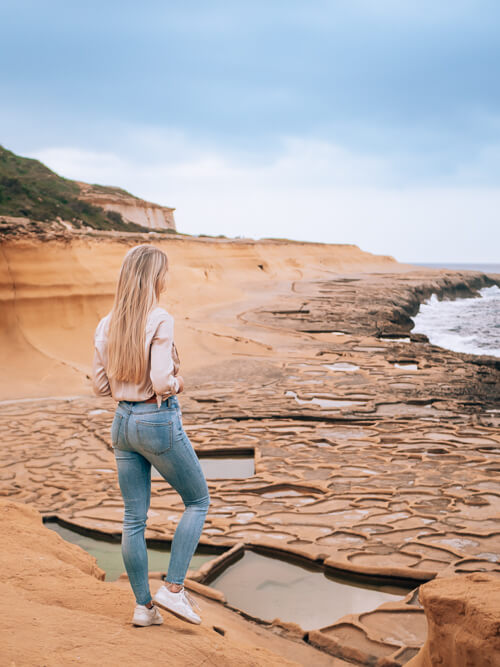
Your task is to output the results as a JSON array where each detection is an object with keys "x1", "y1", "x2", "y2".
[
  {"x1": 1, "y1": 232, "x2": 499, "y2": 665},
  {"x1": 1, "y1": 499, "x2": 327, "y2": 666}
]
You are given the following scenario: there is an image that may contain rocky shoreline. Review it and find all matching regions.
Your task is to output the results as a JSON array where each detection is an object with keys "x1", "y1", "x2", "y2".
[{"x1": 1, "y1": 231, "x2": 499, "y2": 665}]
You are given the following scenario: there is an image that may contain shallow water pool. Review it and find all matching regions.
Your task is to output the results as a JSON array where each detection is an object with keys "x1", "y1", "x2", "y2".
[
  {"x1": 207, "y1": 549, "x2": 414, "y2": 630},
  {"x1": 152, "y1": 454, "x2": 255, "y2": 480},
  {"x1": 45, "y1": 521, "x2": 215, "y2": 581},
  {"x1": 285, "y1": 390, "x2": 365, "y2": 409}
]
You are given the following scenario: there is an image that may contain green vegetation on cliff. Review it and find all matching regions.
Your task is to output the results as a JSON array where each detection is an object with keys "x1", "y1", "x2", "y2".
[{"x1": 0, "y1": 145, "x2": 152, "y2": 232}]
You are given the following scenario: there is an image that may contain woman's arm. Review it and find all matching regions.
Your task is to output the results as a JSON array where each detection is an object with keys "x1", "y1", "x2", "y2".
[
  {"x1": 150, "y1": 314, "x2": 180, "y2": 408},
  {"x1": 92, "y1": 344, "x2": 112, "y2": 396}
]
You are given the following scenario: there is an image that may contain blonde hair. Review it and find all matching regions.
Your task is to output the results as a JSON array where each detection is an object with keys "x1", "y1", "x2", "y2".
[{"x1": 107, "y1": 244, "x2": 168, "y2": 383}]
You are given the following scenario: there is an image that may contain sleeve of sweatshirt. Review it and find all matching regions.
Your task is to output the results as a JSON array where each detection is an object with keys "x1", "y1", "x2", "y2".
[
  {"x1": 150, "y1": 314, "x2": 180, "y2": 407},
  {"x1": 92, "y1": 337, "x2": 112, "y2": 397}
]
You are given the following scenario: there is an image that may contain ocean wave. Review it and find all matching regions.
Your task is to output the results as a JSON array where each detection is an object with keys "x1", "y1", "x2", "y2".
[{"x1": 412, "y1": 285, "x2": 500, "y2": 358}]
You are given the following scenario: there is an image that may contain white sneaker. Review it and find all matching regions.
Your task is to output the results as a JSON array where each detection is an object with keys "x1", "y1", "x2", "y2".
[
  {"x1": 132, "y1": 603, "x2": 164, "y2": 627},
  {"x1": 153, "y1": 585, "x2": 202, "y2": 624}
]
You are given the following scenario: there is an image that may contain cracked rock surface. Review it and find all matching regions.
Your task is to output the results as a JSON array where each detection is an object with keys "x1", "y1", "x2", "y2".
[{"x1": 1, "y1": 234, "x2": 499, "y2": 665}]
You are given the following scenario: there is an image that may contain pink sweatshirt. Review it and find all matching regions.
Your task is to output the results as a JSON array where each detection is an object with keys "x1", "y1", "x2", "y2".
[{"x1": 92, "y1": 306, "x2": 180, "y2": 408}]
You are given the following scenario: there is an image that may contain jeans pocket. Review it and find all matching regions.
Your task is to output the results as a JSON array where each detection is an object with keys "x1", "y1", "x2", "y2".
[
  {"x1": 135, "y1": 416, "x2": 173, "y2": 454},
  {"x1": 111, "y1": 412, "x2": 123, "y2": 448}
]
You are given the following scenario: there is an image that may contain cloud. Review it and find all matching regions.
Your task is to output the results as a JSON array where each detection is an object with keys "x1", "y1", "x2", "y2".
[{"x1": 30, "y1": 134, "x2": 500, "y2": 263}]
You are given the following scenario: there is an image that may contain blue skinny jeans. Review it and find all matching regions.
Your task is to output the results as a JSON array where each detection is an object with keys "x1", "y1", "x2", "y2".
[{"x1": 111, "y1": 395, "x2": 210, "y2": 605}]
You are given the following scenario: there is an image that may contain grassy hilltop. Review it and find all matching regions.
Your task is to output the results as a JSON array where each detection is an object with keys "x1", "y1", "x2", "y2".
[{"x1": 0, "y1": 145, "x2": 154, "y2": 232}]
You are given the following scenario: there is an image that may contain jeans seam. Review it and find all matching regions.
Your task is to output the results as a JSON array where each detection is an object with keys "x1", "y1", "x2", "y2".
[
  {"x1": 112, "y1": 413, "x2": 123, "y2": 449},
  {"x1": 180, "y1": 431, "x2": 200, "y2": 464}
]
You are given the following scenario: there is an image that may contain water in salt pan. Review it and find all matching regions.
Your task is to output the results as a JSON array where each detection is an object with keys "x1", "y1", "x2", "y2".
[
  {"x1": 380, "y1": 336, "x2": 411, "y2": 342},
  {"x1": 285, "y1": 390, "x2": 365, "y2": 409},
  {"x1": 208, "y1": 550, "x2": 413, "y2": 630},
  {"x1": 45, "y1": 521, "x2": 214, "y2": 581},
  {"x1": 152, "y1": 455, "x2": 255, "y2": 480},
  {"x1": 323, "y1": 362, "x2": 360, "y2": 371}
]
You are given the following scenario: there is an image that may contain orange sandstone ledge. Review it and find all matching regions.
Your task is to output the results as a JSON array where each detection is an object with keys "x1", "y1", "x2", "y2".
[
  {"x1": 407, "y1": 573, "x2": 500, "y2": 667},
  {"x1": 0, "y1": 499, "x2": 301, "y2": 666}
]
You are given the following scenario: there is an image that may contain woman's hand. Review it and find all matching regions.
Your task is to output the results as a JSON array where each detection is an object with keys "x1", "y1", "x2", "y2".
[{"x1": 176, "y1": 375, "x2": 185, "y2": 393}]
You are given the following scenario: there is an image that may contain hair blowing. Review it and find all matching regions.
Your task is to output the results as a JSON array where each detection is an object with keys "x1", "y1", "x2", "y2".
[{"x1": 107, "y1": 244, "x2": 168, "y2": 383}]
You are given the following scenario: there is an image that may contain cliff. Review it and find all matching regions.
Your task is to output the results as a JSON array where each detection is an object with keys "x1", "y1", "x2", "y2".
[
  {"x1": 0, "y1": 145, "x2": 176, "y2": 234},
  {"x1": 77, "y1": 181, "x2": 176, "y2": 231},
  {"x1": 0, "y1": 232, "x2": 401, "y2": 400}
]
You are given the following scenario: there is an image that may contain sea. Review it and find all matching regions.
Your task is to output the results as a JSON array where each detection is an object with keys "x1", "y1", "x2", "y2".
[{"x1": 411, "y1": 263, "x2": 500, "y2": 358}]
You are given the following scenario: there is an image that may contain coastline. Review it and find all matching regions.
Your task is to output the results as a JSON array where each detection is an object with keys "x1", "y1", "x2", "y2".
[
  {"x1": 411, "y1": 284, "x2": 500, "y2": 358},
  {"x1": 1, "y1": 230, "x2": 499, "y2": 664}
]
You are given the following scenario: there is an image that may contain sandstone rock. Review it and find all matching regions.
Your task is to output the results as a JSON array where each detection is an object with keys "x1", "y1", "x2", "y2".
[
  {"x1": 0, "y1": 499, "x2": 298, "y2": 666},
  {"x1": 407, "y1": 573, "x2": 500, "y2": 667},
  {"x1": 77, "y1": 181, "x2": 176, "y2": 231}
]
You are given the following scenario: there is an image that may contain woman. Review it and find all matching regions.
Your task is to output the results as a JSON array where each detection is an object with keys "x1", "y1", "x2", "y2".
[{"x1": 92, "y1": 244, "x2": 211, "y2": 628}]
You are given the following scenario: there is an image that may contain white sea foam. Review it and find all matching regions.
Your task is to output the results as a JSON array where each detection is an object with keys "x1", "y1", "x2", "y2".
[{"x1": 412, "y1": 285, "x2": 500, "y2": 358}]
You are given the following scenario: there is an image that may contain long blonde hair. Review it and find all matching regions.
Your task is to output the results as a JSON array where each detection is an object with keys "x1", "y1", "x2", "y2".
[{"x1": 107, "y1": 244, "x2": 168, "y2": 383}]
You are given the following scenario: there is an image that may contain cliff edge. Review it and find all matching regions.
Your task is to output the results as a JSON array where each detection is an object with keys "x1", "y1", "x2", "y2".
[
  {"x1": 0, "y1": 144, "x2": 176, "y2": 234},
  {"x1": 76, "y1": 181, "x2": 176, "y2": 232}
]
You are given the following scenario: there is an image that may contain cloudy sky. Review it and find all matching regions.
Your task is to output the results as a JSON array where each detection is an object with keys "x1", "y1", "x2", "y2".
[{"x1": 1, "y1": 1, "x2": 499, "y2": 262}]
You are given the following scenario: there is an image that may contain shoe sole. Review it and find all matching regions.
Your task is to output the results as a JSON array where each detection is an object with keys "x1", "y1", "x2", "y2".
[
  {"x1": 132, "y1": 619, "x2": 164, "y2": 627},
  {"x1": 153, "y1": 599, "x2": 201, "y2": 625}
]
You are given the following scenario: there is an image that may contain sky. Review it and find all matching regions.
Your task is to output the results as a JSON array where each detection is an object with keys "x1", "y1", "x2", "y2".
[{"x1": 1, "y1": 0, "x2": 499, "y2": 262}]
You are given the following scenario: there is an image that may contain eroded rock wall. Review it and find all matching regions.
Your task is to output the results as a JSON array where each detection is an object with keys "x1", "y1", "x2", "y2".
[
  {"x1": 77, "y1": 182, "x2": 176, "y2": 230},
  {"x1": 0, "y1": 233, "x2": 400, "y2": 400},
  {"x1": 407, "y1": 573, "x2": 500, "y2": 667}
]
